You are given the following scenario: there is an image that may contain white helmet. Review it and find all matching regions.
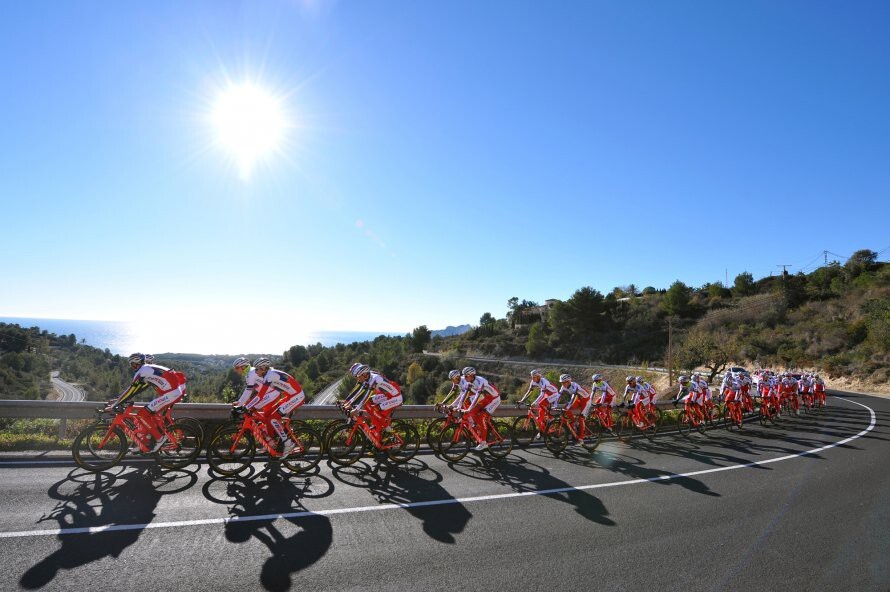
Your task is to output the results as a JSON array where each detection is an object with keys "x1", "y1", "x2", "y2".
[
  {"x1": 253, "y1": 357, "x2": 272, "y2": 371},
  {"x1": 559, "y1": 374, "x2": 572, "y2": 382},
  {"x1": 591, "y1": 373, "x2": 603, "y2": 381},
  {"x1": 461, "y1": 366, "x2": 476, "y2": 376},
  {"x1": 448, "y1": 369, "x2": 461, "y2": 380},
  {"x1": 530, "y1": 369, "x2": 542, "y2": 377},
  {"x1": 143, "y1": 354, "x2": 154, "y2": 364},
  {"x1": 352, "y1": 364, "x2": 370, "y2": 377},
  {"x1": 232, "y1": 356, "x2": 250, "y2": 369},
  {"x1": 127, "y1": 353, "x2": 145, "y2": 366}
]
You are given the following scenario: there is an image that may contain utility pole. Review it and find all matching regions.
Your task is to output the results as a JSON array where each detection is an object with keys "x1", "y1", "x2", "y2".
[
  {"x1": 667, "y1": 316, "x2": 674, "y2": 386},
  {"x1": 824, "y1": 250, "x2": 828, "y2": 265},
  {"x1": 777, "y1": 264, "x2": 791, "y2": 286}
]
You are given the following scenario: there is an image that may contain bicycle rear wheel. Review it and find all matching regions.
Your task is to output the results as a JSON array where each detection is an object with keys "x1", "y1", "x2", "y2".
[
  {"x1": 581, "y1": 417, "x2": 602, "y2": 451},
  {"x1": 154, "y1": 421, "x2": 202, "y2": 470},
  {"x1": 73, "y1": 423, "x2": 126, "y2": 472},
  {"x1": 438, "y1": 424, "x2": 471, "y2": 462},
  {"x1": 677, "y1": 411, "x2": 691, "y2": 437},
  {"x1": 616, "y1": 413, "x2": 633, "y2": 443},
  {"x1": 512, "y1": 415, "x2": 539, "y2": 448},
  {"x1": 485, "y1": 420, "x2": 513, "y2": 459},
  {"x1": 385, "y1": 420, "x2": 420, "y2": 464},
  {"x1": 172, "y1": 416, "x2": 205, "y2": 449},
  {"x1": 544, "y1": 418, "x2": 568, "y2": 454},
  {"x1": 207, "y1": 425, "x2": 255, "y2": 476},
  {"x1": 282, "y1": 424, "x2": 323, "y2": 474}
]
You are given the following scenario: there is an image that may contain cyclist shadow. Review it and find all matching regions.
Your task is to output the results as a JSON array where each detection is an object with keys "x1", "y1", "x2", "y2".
[
  {"x1": 202, "y1": 469, "x2": 334, "y2": 592},
  {"x1": 20, "y1": 465, "x2": 197, "y2": 590},
  {"x1": 330, "y1": 458, "x2": 473, "y2": 544},
  {"x1": 447, "y1": 454, "x2": 616, "y2": 526},
  {"x1": 599, "y1": 453, "x2": 722, "y2": 498}
]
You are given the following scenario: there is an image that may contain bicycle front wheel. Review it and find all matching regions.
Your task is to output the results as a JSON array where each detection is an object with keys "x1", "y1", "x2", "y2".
[
  {"x1": 438, "y1": 424, "x2": 471, "y2": 462},
  {"x1": 207, "y1": 425, "x2": 255, "y2": 476},
  {"x1": 73, "y1": 423, "x2": 126, "y2": 472},
  {"x1": 544, "y1": 418, "x2": 568, "y2": 454},
  {"x1": 154, "y1": 421, "x2": 202, "y2": 470},
  {"x1": 512, "y1": 415, "x2": 538, "y2": 448},
  {"x1": 426, "y1": 417, "x2": 448, "y2": 454},
  {"x1": 677, "y1": 411, "x2": 691, "y2": 437},
  {"x1": 616, "y1": 413, "x2": 633, "y2": 443},
  {"x1": 327, "y1": 424, "x2": 367, "y2": 466},
  {"x1": 282, "y1": 424, "x2": 323, "y2": 474}
]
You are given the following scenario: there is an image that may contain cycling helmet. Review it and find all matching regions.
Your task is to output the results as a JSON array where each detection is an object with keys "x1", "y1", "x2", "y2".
[
  {"x1": 448, "y1": 369, "x2": 461, "y2": 380},
  {"x1": 530, "y1": 369, "x2": 543, "y2": 377},
  {"x1": 143, "y1": 354, "x2": 154, "y2": 364},
  {"x1": 348, "y1": 362, "x2": 362, "y2": 375},
  {"x1": 591, "y1": 373, "x2": 603, "y2": 381},
  {"x1": 679, "y1": 375, "x2": 689, "y2": 383},
  {"x1": 559, "y1": 374, "x2": 572, "y2": 383},
  {"x1": 636, "y1": 375, "x2": 645, "y2": 383},
  {"x1": 253, "y1": 357, "x2": 272, "y2": 371},
  {"x1": 127, "y1": 353, "x2": 145, "y2": 366},
  {"x1": 692, "y1": 372, "x2": 701, "y2": 378},
  {"x1": 626, "y1": 376, "x2": 635, "y2": 383},
  {"x1": 232, "y1": 356, "x2": 250, "y2": 369},
  {"x1": 352, "y1": 364, "x2": 371, "y2": 377},
  {"x1": 461, "y1": 366, "x2": 476, "y2": 376}
]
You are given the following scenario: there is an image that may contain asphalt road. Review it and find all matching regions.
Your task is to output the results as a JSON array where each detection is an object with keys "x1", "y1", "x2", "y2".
[
  {"x1": 0, "y1": 391, "x2": 887, "y2": 592},
  {"x1": 49, "y1": 372, "x2": 84, "y2": 402}
]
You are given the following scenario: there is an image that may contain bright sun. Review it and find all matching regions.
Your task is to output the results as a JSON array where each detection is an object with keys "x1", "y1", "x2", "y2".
[{"x1": 211, "y1": 83, "x2": 287, "y2": 180}]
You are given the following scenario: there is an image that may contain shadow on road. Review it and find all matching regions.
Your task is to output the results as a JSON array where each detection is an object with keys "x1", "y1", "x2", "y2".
[
  {"x1": 447, "y1": 453, "x2": 616, "y2": 526},
  {"x1": 202, "y1": 468, "x2": 334, "y2": 592},
  {"x1": 20, "y1": 466, "x2": 197, "y2": 590},
  {"x1": 330, "y1": 458, "x2": 473, "y2": 544}
]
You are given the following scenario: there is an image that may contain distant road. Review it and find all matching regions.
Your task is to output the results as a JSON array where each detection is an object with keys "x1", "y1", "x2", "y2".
[
  {"x1": 50, "y1": 371, "x2": 84, "y2": 402},
  {"x1": 311, "y1": 378, "x2": 343, "y2": 405}
]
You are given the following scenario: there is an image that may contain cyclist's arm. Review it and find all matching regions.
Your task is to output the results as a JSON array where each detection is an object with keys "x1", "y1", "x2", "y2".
[
  {"x1": 111, "y1": 379, "x2": 150, "y2": 407},
  {"x1": 438, "y1": 384, "x2": 458, "y2": 406},
  {"x1": 517, "y1": 385, "x2": 536, "y2": 403},
  {"x1": 342, "y1": 381, "x2": 365, "y2": 406}
]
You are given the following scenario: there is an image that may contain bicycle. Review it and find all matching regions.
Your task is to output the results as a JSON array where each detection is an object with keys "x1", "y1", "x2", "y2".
[
  {"x1": 326, "y1": 409, "x2": 420, "y2": 466},
  {"x1": 676, "y1": 401, "x2": 707, "y2": 437},
  {"x1": 72, "y1": 404, "x2": 201, "y2": 472},
  {"x1": 206, "y1": 407, "x2": 322, "y2": 476},
  {"x1": 543, "y1": 408, "x2": 602, "y2": 454},
  {"x1": 437, "y1": 409, "x2": 513, "y2": 462},
  {"x1": 512, "y1": 402, "x2": 554, "y2": 448},
  {"x1": 616, "y1": 402, "x2": 658, "y2": 442},
  {"x1": 427, "y1": 404, "x2": 461, "y2": 454},
  {"x1": 800, "y1": 391, "x2": 815, "y2": 415},
  {"x1": 590, "y1": 403, "x2": 619, "y2": 434},
  {"x1": 757, "y1": 394, "x2": 779, "y2": 427},
  {"x1": 722, "y1": 399, "x2": 744, "y2": 431}
]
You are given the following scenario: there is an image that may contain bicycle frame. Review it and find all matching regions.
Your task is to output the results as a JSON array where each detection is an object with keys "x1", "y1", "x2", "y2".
[
  {"x1": 227, "y1": 411, "x2": 307, "y2": 459},
  {"x1": 101, "y1": 406, "x2": 183, "y2": 453}
]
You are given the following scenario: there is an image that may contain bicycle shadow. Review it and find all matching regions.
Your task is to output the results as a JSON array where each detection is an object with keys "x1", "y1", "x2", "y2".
[
  {"x1": 330, "y1": 458, "x2": 473, "y2": 544},
  {"x1": 447, "y1": 453, "x2": 616, "y2": 526},
  {"x1": 201, "y1": 468, "x2": 334, "y2": 592},
  {"x1": 20, "y1": 465, "x2": 198, "y2": 590}
]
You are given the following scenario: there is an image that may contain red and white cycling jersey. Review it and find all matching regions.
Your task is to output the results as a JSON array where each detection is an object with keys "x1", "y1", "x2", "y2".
[
  {"x1": 591, "y1": 380, "x2": 617, "y2": 406},
  {"x1": 631, "y1": 385, "x2": 652, "y2": 407},
  {"x1": 236, "y1": 366, "x2": 263, "y2": 406},
  {"x1": 560, "y1": 382, "x2": 592, "y2": 416},
  {"x1": 250, "y1": 368, "x2": 306, "y2": 414},
  {"x1": 526, "y1": 376, "x2": 560, "y2": 407},
  {"x1": 466, "y1": 375, "x2": 501, "y2": 415},
  {"x1": 114, "y1": 363, "x2": 187, "y2": 412},
  {"x1": 355, "y1": 371, "x2": 403, "y2": 412},
  {"x1": 678, "y1": 381, "x2": 704, "y2": 405},
  {"x1": 448, "y1": 377, "x2": 471, "y2": 409}
]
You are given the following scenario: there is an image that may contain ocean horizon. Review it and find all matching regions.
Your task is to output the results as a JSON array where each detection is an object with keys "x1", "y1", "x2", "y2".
[{"x1": 0, "y1": 317, "x2": 404, "y2": 356}]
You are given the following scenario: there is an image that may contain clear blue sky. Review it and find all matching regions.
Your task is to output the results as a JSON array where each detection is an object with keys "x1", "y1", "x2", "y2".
[{"x1": 1, "y1": 1, "x2": 888, "y2": 339}]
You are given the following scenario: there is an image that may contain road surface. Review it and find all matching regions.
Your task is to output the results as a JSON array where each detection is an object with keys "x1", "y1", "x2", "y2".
[
  {"x1": 0, "y1": 391, "x2": 886, "y2": 592},
  {"x1": 311, "y1": 378, "x2": 344, "y2": 405},
  {"x1": 50, "y1": 372, "x2": 84, "y2": 402}
]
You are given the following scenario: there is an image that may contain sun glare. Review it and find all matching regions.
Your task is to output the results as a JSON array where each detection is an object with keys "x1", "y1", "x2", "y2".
[{"x1": 211, "y1": 83, "x2": 288, "y2": 180}]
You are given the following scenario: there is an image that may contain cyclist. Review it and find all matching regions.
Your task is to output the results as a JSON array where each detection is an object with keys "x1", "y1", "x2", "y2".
[
  {"x1": 674, "y1": 375, "x2": 705, "y2": 422},
  {"x1": 440, "y1": 369, "x2": 470, "y2": 410},
  {"x1": 558, "y1": 374, "x2": 592, "y2": 444},
  {"x1": 231, "y1": 356, "x2": 262, "y2": 406},
  {"x1": 518, "y1": 369, "x2": 560, "y2": 432},
  {"x1": 619, "y1": 375, "x2": 641, "y2": 409},
  {"x1": 106, "y1": 352, "x2": 187, "y2": 453},
  {"x1": 590, "y1": 373, "x2": 618, "y2": 432},
  {"x1": 813, "y1": 374, "x2": 826, "y2": 405},
  {"x1": 627, "y1": 376, "x2": 654, "y2": 428},
  {"x1": 243, "y1": 357, "x2": 306, "y2": 457},
  {"x1": 461, "y1": 366, "x2": 502, "y2": 451},
  {"x1": 343, "y1": 364, "x2": 403, "y2": 434}
]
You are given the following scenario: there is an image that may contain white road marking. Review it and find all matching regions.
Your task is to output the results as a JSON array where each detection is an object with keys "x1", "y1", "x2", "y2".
[{"x1": 0, "y1": 396, "x2": 876, "y2": 539}]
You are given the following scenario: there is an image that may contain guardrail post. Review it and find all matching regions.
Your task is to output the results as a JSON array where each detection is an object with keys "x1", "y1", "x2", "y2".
[{"x1": 58, "y1": 418, "x2": 67, "y2": 440}]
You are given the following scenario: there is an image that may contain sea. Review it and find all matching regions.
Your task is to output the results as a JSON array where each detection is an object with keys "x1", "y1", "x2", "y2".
[{"x1": 0, "y1": 317, "x2": 403, "y2": 356}]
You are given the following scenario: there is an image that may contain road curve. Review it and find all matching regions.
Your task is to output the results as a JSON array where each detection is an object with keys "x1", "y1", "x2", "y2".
[
  {"x1": 0, "y1": 391, "x2": 887, "y2": 592},
  {"x1": 50, "y1": 372, "x2": 84, "y2": 402},
  {"x1": 311, "y1": 378, "x2": 344, "y2": 405}
]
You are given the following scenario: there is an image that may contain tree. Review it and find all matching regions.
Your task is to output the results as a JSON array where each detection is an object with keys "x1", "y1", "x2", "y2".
[
  {"x1": 526, "y1": 322, "x2": 548, "y2": 359},
  {"x1": 662, "y1": 280, "x2": 691, "y2": 317},
  {"x1": 479, "y1": 312, "x2": 496, "y2": 336},
  {"x1": 507, "y1": 297, "x2": 520, "y2": 328},
  {"x1": 845, "y1": 249, "x2": 878, "y2": 278},
  {"x1": 407, "y1": 325, "x2": 432, "y2": 353},
  {"x1": 678, "y1": 329, "x2": 736, "y2": 383},
  {"x1": 732, "y1": 272, "x2": 755, "y2": 297},
  {"x1": 406, "y1": 361, "x2": 424, "y2": 385}
]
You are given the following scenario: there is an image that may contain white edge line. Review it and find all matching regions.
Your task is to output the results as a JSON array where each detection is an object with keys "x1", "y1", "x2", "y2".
[{"x1": 0, "y1": 396, "x2": 876, "y2": 539}]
